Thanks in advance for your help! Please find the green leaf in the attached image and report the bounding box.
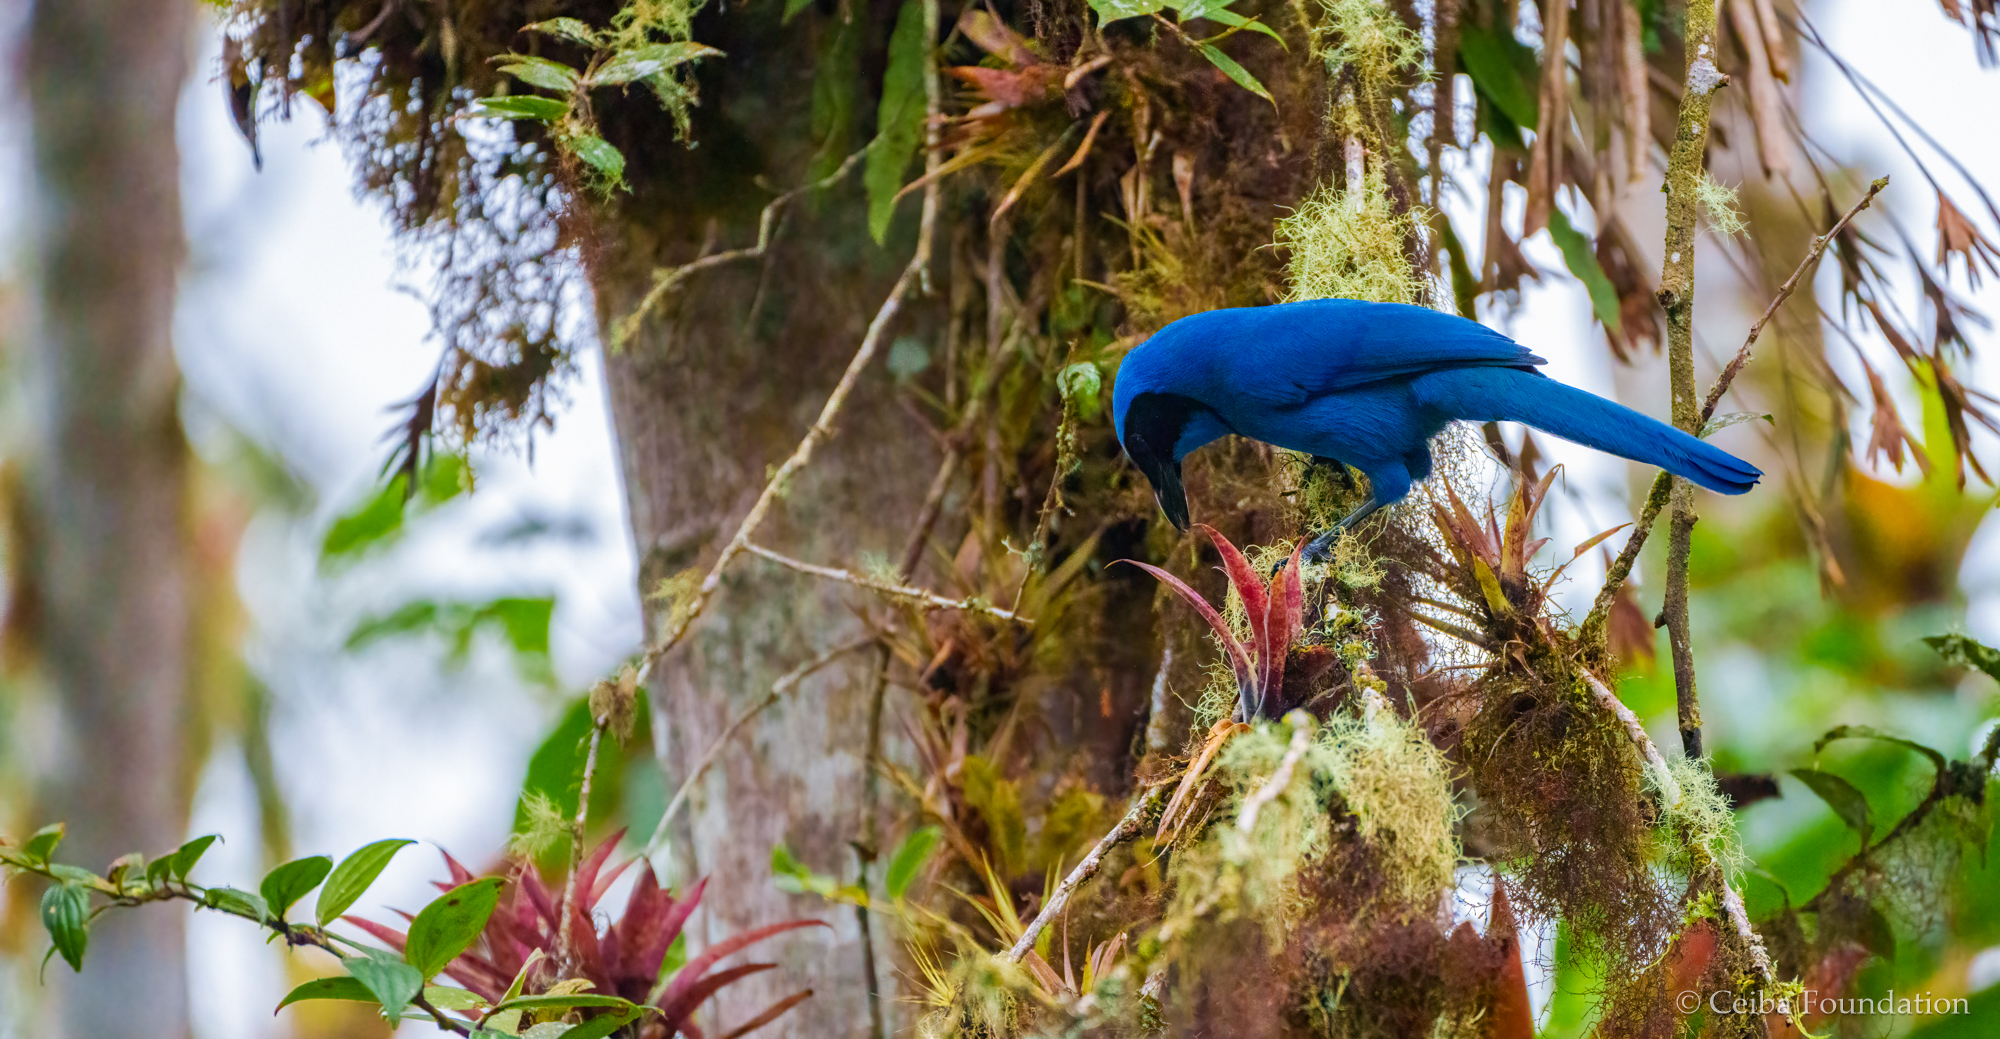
[260,855,334,920]
[317,839,417,926]
[145,856,174,886]
[770,843,814,892]
[24,823,64,864]
[1456,23,1539,131]
[782,0,816,24]
[885,825,942,899]
[525,18,601,46]
[405,877,505,979]
[1195,43,1273,104]
[1086,0,1169,23]
[1545,207,1623,335]
[1813,725,1949,773]
[1857,904,1896,961]
[567,134,627,181]
[1181,6,1286,47]
[562,1010,646,1039]
[40,883,88,972]
[171,834,219,879]
[591,42,722,86]
[277,975,379,1011]
[321,476,410,562]
[1790,768,1873,846]
[203,886,272,922]
[423,985,490,1011]
[498,56,581,93]
[48,864,99,886]
[865,0,929,245]
[1926,634,2000,686]
[476,95,571,122]
[347,950,425,1022]
[492,994,634,1014]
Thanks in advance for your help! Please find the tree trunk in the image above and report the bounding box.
[593,15,941,1030]
[20,1,193,1036]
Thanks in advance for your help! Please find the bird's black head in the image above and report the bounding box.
[1119,392,1204,532]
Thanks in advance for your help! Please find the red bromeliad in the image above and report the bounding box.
[347,832,827,1038]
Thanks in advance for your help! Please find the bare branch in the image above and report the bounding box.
[645,635,881,857]
[743,542,1032,624]
[1005,784,1166,963]
[610,148,867,350]
[556,715,606,975]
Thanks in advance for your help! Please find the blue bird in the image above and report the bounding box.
[1112,299,1761,559]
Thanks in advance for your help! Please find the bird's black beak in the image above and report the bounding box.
[1126,433,1189,532]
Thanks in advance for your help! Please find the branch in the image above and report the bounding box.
[1235,713,1314,833]
[555,714,607,975]
[639,203,941,671]
[1004,784,1166,963]
[1582,673,1791,1021]
[645,636,881,856]
[610,148,867,350]
[1698,176,1890,428]
[743,542,1031,624]
[1583,178,1891,642]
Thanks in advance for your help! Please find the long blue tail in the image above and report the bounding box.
[1414,367,1762,495]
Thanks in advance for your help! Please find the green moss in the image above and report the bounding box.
[1275,165,1429,305]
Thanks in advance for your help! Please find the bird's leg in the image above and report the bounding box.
[1276,497,1384,576]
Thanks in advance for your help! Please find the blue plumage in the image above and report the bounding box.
[1112,299,1760,549]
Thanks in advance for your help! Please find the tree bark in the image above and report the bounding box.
[21,1,194,1036]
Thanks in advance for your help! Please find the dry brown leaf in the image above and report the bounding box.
[1936,189,2000,286]
[1861,355,1933,476]
[1728,0,1791,178]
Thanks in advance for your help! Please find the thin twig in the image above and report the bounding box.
[1005,784,1166,963]
[1235,714,1314,833]
[1699,175,1890,428]
[645,636,881,856]
[744,542,1032,624]
[639,208,941,672]
[611,148,867,350]
[556,716,607,974]
[1585,178,1891,641]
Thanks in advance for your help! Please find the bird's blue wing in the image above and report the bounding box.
[1155,299,1544,409]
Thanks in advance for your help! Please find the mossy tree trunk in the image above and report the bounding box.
[20,1,194,1036]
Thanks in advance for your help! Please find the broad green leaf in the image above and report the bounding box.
[885,825,942,899]
[782,0,816,24]
[807,9,864,182]
[525,18,601,46]
[260,855,334,920]
[48,864,99,886]
[1545,207,1623,335]
[171,834,220,879]
[865,0,929,245]
[203,886,272,922]
[476,95,571,122]
[40,883,88,972]
[515,696,648,872]
[317,839,416,926]
[24,823,64,864]
[770,843,815,892]
[1699,412,1774,439]
[492,994,634,1014]
[1455,23,1539,131]
[1790,768,1873,846]
[1196,43,1273,104]
[567,134,627,182]
[1813,725,1949,773]
[1181,6,1285,47]
[320,476,410,563]
[277,975,378,1011]
[405,877,505,979]
[498,56,581,93]
[562,1010,646,1039]
[424,985,490,1011]
[591,43,722,86]
[347,950,424,1021]
[145,856,174,886]
[1087,0,1169,23]
[523,1024,576,1039]
[1926,633,2000,686]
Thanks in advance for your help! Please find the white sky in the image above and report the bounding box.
[2,1,1999,1036]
